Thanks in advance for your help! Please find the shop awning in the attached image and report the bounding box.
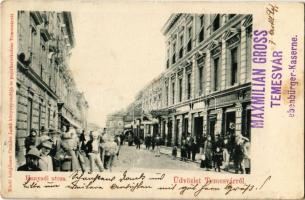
[150,108,176,117]
[61,114,81,129]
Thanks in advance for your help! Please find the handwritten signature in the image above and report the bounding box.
[22,170,271,197]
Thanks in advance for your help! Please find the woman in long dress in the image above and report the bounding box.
[202,135,213,170]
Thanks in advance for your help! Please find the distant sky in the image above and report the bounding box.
[69,9,170,127]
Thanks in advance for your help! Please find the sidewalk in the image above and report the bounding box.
[159,145,238,173]
[159,146,201,164]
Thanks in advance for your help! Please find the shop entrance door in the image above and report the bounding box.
[225,111,236,137]
[194,117,203,139]
[208,115,217,140]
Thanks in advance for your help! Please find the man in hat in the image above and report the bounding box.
[38,140,53,171]
[17,147,41,171]
[24,129,39,153]
[86,131,104,172]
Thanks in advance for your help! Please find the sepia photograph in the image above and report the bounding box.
[15,11,252,174]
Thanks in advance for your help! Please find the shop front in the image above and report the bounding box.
[206,84,251,141]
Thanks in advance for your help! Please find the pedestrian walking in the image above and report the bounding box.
[213,134,223,172]
[172,146,177,160]
[86,131,104,172]
[151,136,156,151]
[191,139,198,161]
[185,133,193,160]
[60,128,81,171]
[222,134,230,171]
[128,133,133,146]
[145,134,151,150]
[180,139,187,161]
[232,134,247,174]
[202,135,213,170]
[114,135,121,158]
[135,135,141,149]
[103,137,118,172]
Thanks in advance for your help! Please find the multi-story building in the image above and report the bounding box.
[158,13,252,146]
[127,13,252,147]
[141,75,163,137]
[16,11,88,163]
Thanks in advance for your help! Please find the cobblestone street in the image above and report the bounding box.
[111,144,200,172]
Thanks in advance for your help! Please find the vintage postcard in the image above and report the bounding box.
[0,0,304,199]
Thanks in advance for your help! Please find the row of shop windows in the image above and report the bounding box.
[160,107,251,147]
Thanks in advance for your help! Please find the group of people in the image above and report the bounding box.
[171,132,250,174]
[126,132,162,157]
[178,134,199,162]
[200,132,250,174]
[18,126,121,172]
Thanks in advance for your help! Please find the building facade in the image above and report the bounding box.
[127,13,252,147]
[16,11,88,162]
[105,111,125,135]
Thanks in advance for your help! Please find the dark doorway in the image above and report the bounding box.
[162,121,166,141]
[208,115,217,140]
[153,124,158,137]
[167,120,172,147]
[183,117,188,137]
[175,119,180,146]
[194,116,203,139]
[225,111,236,137]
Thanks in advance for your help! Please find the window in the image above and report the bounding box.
[213,57,220,91]
[199,67,203,95]
[27,98,33,133]
[172,82,175,104]
[179,78,182,102]
[213,15,220,32]
[179,35,184,58]
[166,85,169,106]
[199,16,204,42]
[187,73,191,99]
[172,43,176,64]
[30,28,36,53]
[38,104,42,133]
[166,49,170,69]
[187,27,192,52]
[47,107,51,128]
[230,47,238,85]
